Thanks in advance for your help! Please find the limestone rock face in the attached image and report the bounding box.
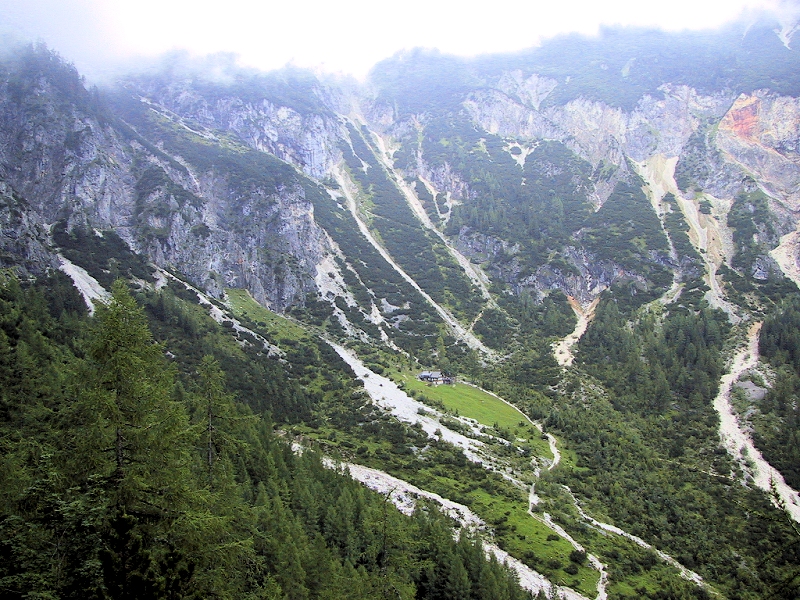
[4,43,800,322]
[0,77,136,228]
[137,169,329,310]
[0,182,56,276]
[450,78,744,301]
[523,247,640,307]
[132,81,344,179]
[0,60,332,311]
[716,92,800,210]
[464,90,564,148]
[455,225,661,306]
[415,159,473,203]
[466,76,733,168]
[496,71,558,111]
[354,67,800,307]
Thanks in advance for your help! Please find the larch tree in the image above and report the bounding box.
[75,280,200,598]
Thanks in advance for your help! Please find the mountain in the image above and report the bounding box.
[2,15,800,600]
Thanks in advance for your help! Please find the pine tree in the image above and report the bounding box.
[190,355,259,597]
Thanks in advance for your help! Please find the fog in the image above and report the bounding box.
[0,0,797,82]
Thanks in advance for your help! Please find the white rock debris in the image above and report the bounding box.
[714,322,800,523]
[340,461,588,600]
[158,269,284,359]
[332,164,493,355]
[329,342,486,462]
[553,297,599,367]
[633,154,741,322]
[58,255,110,315]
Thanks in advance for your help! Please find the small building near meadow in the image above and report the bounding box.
[418,371,454,384]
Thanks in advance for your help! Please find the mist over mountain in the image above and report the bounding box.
[2,14,800,600]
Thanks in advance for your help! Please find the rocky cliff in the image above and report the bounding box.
[385,65,800,309]
[3,25,800,337]
[0,48,334,311]
[716,92,800,210]
[130,77,345,180]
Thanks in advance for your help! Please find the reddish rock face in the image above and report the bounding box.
[721,96,761,141]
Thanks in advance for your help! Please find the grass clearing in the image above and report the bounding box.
[401,374,525,427]
[393,369,553,462]
[222,291,683,597]
[400,467,600,596]
[225,288,308,341]
[223,297,596,593]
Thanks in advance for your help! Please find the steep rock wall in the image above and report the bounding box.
[461,75,800,304]
[0,181,56,275]
[0,65,332,311]
[716,92,800,210]
[133,82,344,179]
[466,79,732,170]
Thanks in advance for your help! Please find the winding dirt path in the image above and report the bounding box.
[536,513,608,600]
[714,322,800,523]
[560,486,710,591]
[504,374,708,597]
[326,347,591,598]
[463,384,605,597]
[333,348,602,597]
[331,346,714,598]
[329,342,530,487]
[464,382,560,470]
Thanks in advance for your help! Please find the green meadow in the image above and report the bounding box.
[393,370,554,462]
[225,288,309,341]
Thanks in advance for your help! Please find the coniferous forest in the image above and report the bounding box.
[0,274,532,599]
[2,13,800,600]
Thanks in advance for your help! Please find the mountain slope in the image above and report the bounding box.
[2,18,800,599]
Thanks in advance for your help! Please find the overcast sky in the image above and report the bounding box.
[0,0,798,80]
